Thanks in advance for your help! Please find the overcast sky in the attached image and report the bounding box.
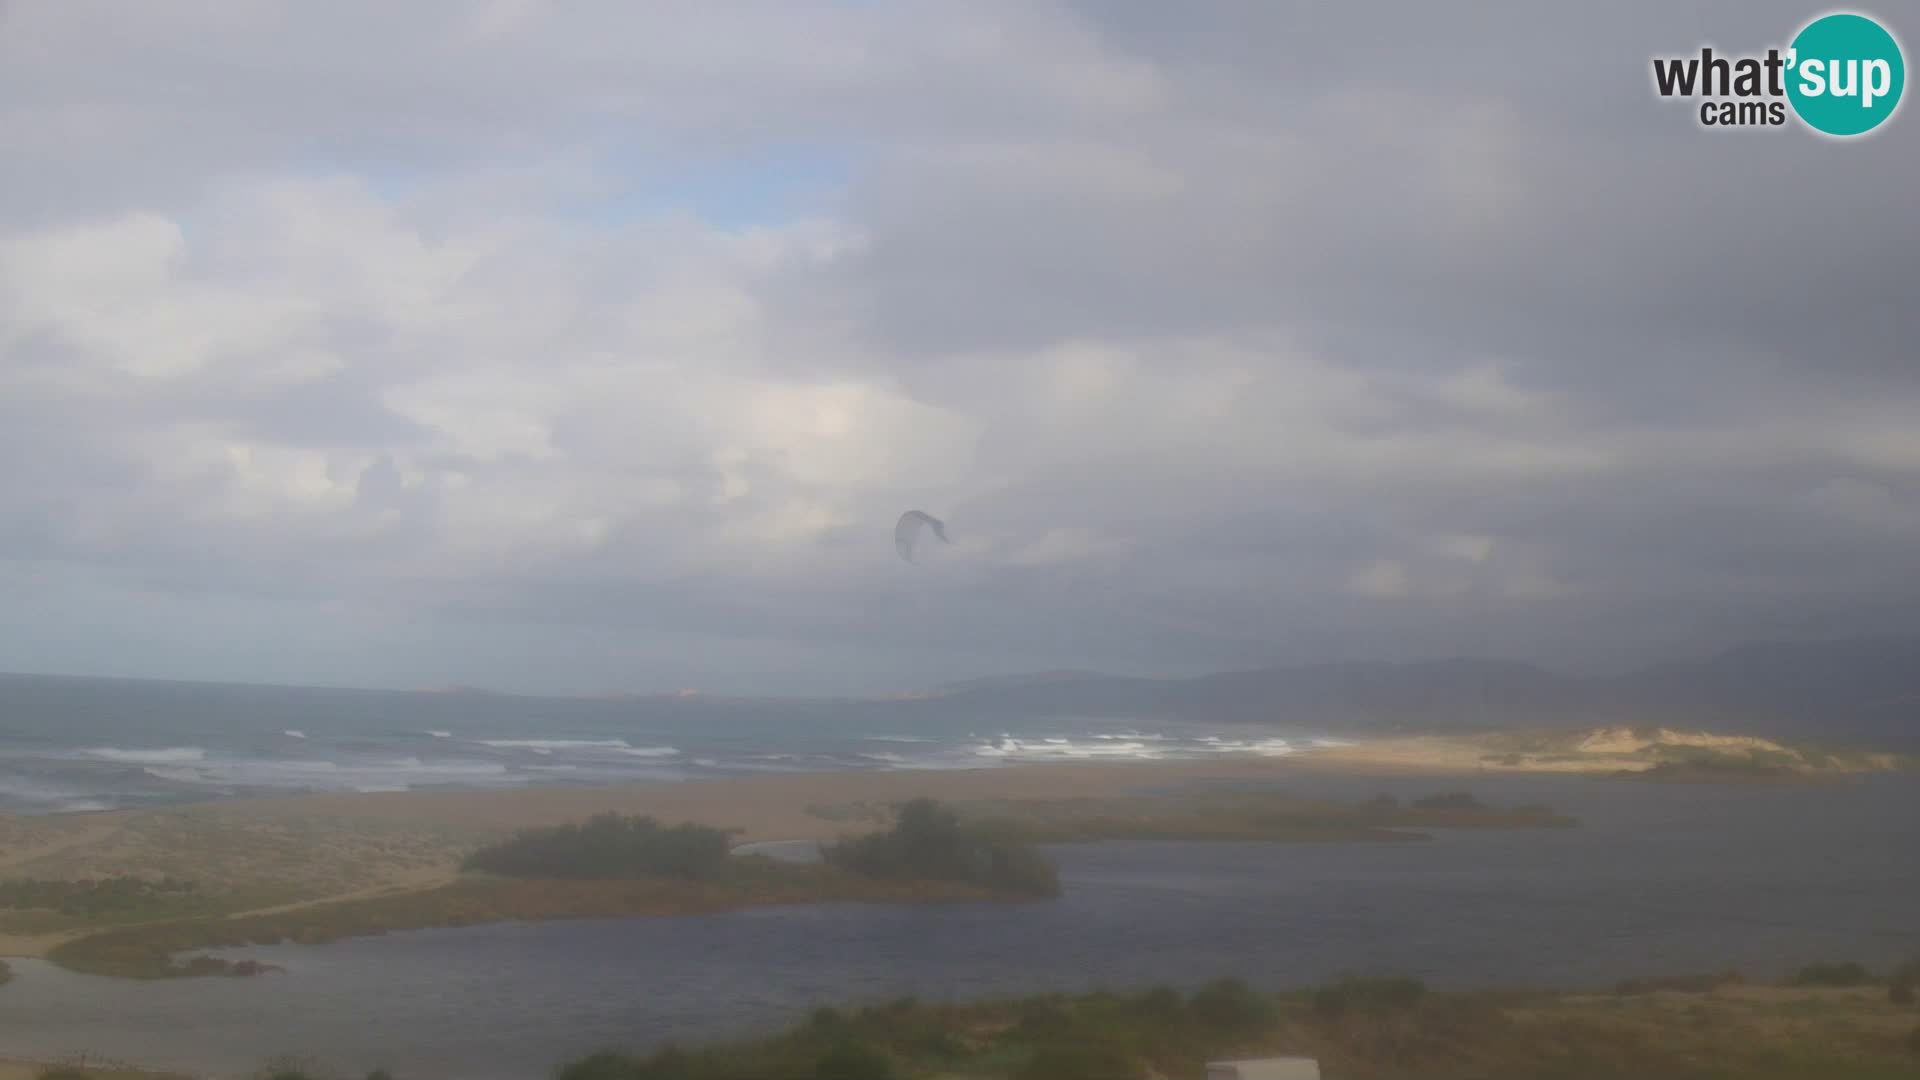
[2,2,1916,695]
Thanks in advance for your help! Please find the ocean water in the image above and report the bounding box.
[0,674,1317,815]
[1,772,1916,1079]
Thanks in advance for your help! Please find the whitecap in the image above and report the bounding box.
[972,736,1167,761]
[83,747,207,765]
[283,729,307,739]
[478,738,634,752]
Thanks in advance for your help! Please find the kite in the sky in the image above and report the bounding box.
[894,510,950,562]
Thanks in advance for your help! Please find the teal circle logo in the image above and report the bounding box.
[1786,12,1905,136]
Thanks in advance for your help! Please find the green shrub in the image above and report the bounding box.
[1314,975,1427,1016]
[1891,957,1920,1004]
[821,799,1060,897]
[254,1058,325,1080]
[1015,996,1078,1038]
[0,875,199,916]
[1789,962,1872,988]
[38,1070,92,1080]
[812,1040,898,1080]
[1411,792,1486,810]
[1134,984,1184,1016]
[1190,977,1275,1030]
[462,814,732,881]
[1015,1043,1145,1080]
[554,1051,650,1080]
[1615,971,1743,995]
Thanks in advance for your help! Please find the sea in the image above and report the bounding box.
[0,673,1312,816]
[1,674,1917,1079]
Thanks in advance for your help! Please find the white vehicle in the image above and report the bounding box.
[1204,1058,1322,1080]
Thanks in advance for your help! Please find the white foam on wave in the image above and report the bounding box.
[143,755,518,793]
[283,729,307,739]
[83,746,207,765]
[1198,735,1296,757]
[426,730,453,739]
[477,738,679,758]
[0,775,118,814]
[972,735,1170,761]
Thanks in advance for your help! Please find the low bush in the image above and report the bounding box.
[1190,977,1276,1031]
[821,798,1060,897]
[1789,961,1872,988]
[1615,971,1744,995]
[810,1041,898,1080]
[1314,975,1428,1017]
[462,814,732,881]
[1015,1042,1145,1080]
[1410,792,1486,811]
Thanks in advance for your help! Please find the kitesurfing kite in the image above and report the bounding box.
[894,510,950,562]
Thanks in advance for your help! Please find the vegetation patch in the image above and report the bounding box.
[840,789,1579,845]
[1791,960,1875,988]
[1613,970,1745,995]
[462,815,734,880]
[822,798,1061,897]
[0,876,200,919]
[544,971,1920,1080]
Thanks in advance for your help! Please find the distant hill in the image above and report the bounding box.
[908,637,1920,742]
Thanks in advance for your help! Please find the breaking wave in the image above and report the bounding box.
[477,738,679,758]
[83,747,208,765]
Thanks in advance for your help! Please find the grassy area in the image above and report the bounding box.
[812,789,1577,845]
[532,975,1920,1080]
[0,807,484,944]
[0,1064,188,1080]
